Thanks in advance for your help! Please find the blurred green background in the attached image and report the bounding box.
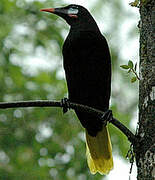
[0,0,139,179]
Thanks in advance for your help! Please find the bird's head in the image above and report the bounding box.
[41,4,99,31]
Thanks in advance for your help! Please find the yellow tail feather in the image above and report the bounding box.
[86,126,113,175]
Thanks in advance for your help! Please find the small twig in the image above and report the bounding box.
[0,100,136,144]
[126,144,135,175]
[131,68,140,80]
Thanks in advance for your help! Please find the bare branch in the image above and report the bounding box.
[0,100,136,144]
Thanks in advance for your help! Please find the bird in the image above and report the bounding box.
[41,4,113,175]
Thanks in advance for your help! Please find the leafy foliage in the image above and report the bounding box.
[0,0,138,179]
[129,0,140,7]
[120,60,139,83]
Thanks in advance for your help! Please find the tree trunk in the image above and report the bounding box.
[136,0,155,179]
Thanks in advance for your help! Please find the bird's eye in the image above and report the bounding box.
[68,7,78,15]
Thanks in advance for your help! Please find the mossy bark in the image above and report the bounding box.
[136,0,155,179]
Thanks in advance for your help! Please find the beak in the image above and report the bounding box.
[40,7,68,16]
[40,8,55,13]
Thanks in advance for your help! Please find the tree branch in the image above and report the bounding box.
[0,100,137,144]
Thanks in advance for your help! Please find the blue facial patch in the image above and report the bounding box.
[68,8,78,15]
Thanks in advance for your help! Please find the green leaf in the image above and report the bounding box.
[128,60,134,69]
[131,77,137,83]
[120,65,130,69]
[129,0,139,7]
[128,69,131,73]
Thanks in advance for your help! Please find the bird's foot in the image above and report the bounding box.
[100,110,113,126]
[61,98,70,114]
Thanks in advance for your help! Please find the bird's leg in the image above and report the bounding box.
[61,98,70,114]
[100,110,113,126]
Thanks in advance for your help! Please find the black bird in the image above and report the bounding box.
[41,4,113,174]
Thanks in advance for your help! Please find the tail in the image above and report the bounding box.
[85,126,113,175]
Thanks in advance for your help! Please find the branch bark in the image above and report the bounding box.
[0,100,136,144]
[136,0,155,179]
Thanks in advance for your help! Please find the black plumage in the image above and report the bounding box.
[41,5,113,174]
[62,5,111,136]
[41,5,111,136]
